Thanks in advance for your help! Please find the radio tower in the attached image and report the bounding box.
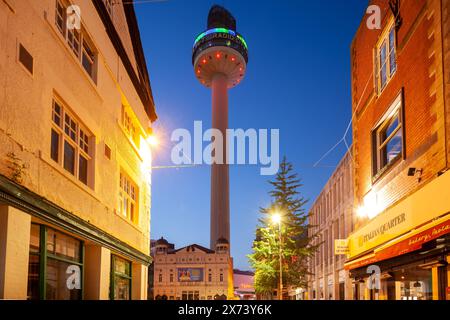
[192,5,249,249]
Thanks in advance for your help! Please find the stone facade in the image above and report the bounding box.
[152,238,234,300]
[0,0,156,299]
[307,151,354,300]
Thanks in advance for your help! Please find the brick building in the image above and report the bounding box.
[307,151,354,300]
[345,0,450,300]
[0,0,156,299]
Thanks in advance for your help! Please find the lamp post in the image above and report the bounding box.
[271,213,283,300]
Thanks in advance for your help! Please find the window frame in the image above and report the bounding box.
[55,0,97,82]
[121,105,140,148]
[371,91,405,181]
[110,255,132,300]
[375,19,397,95]
[51,97,93,187]
[118,170,139,224]
[103,0,114,18]
[27,224,84,300]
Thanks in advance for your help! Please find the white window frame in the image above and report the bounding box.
[55,0,97,81]
[372,93,404,178]
[51,98,93,187]
[121,105,140,147]
[119,171,139,223]
[375,19,397,94]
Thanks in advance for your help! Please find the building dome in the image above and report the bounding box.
[156,237,169,246]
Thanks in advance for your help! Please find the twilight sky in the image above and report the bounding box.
[135,0,368,270]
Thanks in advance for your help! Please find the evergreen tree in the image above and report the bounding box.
[248,157,319,298]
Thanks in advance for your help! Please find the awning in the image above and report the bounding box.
[345,214,450,271]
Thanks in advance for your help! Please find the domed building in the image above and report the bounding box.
[152,237,234,300]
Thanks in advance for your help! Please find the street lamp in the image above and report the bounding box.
[147,134,159,147]
[271,212,283,301]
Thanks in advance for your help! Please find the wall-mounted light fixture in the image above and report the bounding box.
[407,167,423,183]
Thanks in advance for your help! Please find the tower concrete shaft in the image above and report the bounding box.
[192,5,248,251]
[210,73,230,249]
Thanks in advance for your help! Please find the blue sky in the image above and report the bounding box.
[135,0,368,270]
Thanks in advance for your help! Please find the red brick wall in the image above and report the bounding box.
[351,0,447,228]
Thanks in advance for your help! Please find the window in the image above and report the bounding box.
[103,0,113,17]
[220,273,223,282]
[82,40,95,76]
[159,273,163,283]
[19,43,34,74]
[121,105,139,147]
[170,274,173,283]
[119,171,139,223]
[51,98,93,187]
[55,0,65,34]
[27,224,83,300]
[110,255,132,300]
[55,0,97,81]
[208,273,212,282]
[372,93,403,177]
[376,21,397,93]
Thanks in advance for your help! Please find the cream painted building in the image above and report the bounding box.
[153,238,234,300]
[307,151,354,300]
[0,0,157,299]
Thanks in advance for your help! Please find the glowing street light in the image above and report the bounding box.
[271,213,281,225]
[271,211,283,301]
[147,134,159,147]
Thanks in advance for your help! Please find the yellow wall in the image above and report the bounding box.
[0,0,152,254]
[347,171,450,258]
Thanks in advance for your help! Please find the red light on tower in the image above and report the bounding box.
[216,53,221,59]
[231,56,236,62]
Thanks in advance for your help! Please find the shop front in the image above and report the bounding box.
[345,172,450,300]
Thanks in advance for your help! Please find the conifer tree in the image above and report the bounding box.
[248,157,319,298]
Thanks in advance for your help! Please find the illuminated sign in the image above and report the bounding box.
[194,28,248,50]
[177,268,204,282]
[334,239,349,255]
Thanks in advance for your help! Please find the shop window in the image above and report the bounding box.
[27,224,83,300]
[110,255,132,300]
